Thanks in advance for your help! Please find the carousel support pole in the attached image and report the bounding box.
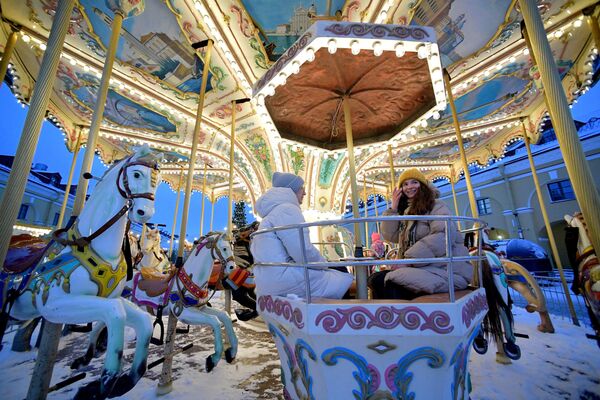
[520,0,600,257]
[387,145,396,190]
[199,163,207,237]
[522,119,579,326]
[386,185,391,209]
[10,2,78,398]
[55,128,82,228]
[168,168,184,259]
[209,193,215,232]
[158,39,213,395]
[0,23,21,89]
[225,98,250,316]
[583,5,600,52]
[443,70,479,220]
[449,166,461,231]
[140,223,147,247]
[363,175,369,248]
[372,180,380,234]
[342,96,367,299]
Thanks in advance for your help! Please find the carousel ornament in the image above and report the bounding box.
[105,0,146,19]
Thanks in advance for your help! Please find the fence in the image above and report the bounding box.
[508,269,592,327]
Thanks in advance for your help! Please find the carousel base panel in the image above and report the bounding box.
[258,288,488,400]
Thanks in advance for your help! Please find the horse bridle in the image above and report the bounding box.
[54,155,159,248]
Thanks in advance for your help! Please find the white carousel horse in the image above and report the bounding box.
[138,228,170,274]
[0,146,161,399]
[74,231,239,373]
[565,212,600,343]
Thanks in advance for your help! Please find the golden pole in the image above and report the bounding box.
[168,168,184,258]
[387,144,396,190]
[209,193,215,232]
[386,185,391,208]
[343,96,367,299]
[199,163,208,237]
[520,0,600,257]
[583,5,600,52]
[363,175,369,247]
[443,70,479,219]
[522,120,579,325]
[0,25,20,90]
[372,179,380,234]
[227,100,237,240]
[160,39,213,395]
[140,223,147,247]
[56,128,82,228]
[449,166,462,230]
[72,13,124,214]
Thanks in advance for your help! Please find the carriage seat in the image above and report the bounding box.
[137,267,176,297]
[3,234,49,274]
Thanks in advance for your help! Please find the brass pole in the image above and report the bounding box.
[227,100,237,240]
[342,96,367,299]
[72,13,125,215]
[449,166,461,231]
[0,25,20,90]
[386,185,391,208]
[210,193,215,232]
[522,120,579,325]
[159,39,213,394]
[168,168,184,258]
[387,144,396,189]
[56,129,82,228]
[140,223,147,247]
[372,180,380,234]
[583,5,600,52]
[18,2,81,398]
[199,163,208,237]
[363,175,369,248]
[520,0,600,256]
[443,70,479,219]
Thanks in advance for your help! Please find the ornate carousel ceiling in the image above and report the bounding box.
[0,0,597,213]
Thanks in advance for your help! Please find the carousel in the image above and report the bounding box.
[0,0,599,399]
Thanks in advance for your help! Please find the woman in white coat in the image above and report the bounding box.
[250,172,353,299]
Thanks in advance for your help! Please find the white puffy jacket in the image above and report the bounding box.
[250,187,353,299]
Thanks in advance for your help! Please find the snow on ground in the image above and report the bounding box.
[1,302,599,399]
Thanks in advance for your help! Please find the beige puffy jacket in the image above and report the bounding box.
[380,200,473,294]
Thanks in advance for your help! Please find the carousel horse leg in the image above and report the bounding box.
[107,298,152,398]
[39,295,127,400]
[11,317,41,352]
[201,305,238,362]
[503,260,555,333]
[71,321,107,369]
[177,308,224,373]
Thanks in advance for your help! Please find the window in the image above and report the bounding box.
[476,198,492,215]
[18,204,29,220]
[52,212,60,226]
[547,179,575,202]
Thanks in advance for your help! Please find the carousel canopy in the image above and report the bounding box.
[0,0,597,213]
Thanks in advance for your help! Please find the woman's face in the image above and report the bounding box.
[295,186,306,204]
[401,179,421,200]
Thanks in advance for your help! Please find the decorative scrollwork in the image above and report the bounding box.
[258,295,305,329]
[322,347,376,399]
[324,23,429,40]
[386,347,446,398]
[461,293,488,328]
[315,305,454,334]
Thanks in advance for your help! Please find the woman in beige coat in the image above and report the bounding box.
[368,168,472,299]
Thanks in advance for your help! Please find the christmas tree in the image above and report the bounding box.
[232,200,247,229]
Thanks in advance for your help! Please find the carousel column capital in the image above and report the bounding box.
[105,0,146,19]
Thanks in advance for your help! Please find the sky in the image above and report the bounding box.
[0,78,598,241]
[0,84,254,242]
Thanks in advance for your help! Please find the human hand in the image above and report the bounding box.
[391,187,402,210]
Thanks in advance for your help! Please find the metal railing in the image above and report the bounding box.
[251,215,488,303]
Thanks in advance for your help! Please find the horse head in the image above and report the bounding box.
[121,146,162,224]
[141,228,161,254]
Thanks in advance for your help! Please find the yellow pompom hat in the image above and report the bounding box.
[398,168,428,187]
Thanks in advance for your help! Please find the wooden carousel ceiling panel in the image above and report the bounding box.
[265,48,435,149]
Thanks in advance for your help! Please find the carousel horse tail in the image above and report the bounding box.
[480,258,511,344]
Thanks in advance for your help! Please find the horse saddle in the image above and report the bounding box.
[3,234,49,274]
[137,267,176,297]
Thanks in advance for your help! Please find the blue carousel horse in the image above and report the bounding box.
[0,146,161,399]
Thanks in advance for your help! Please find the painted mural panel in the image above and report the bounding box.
[240,0,346,59]
[79,0,212,95]
[411,0,512,67]
[318,156,342,188]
